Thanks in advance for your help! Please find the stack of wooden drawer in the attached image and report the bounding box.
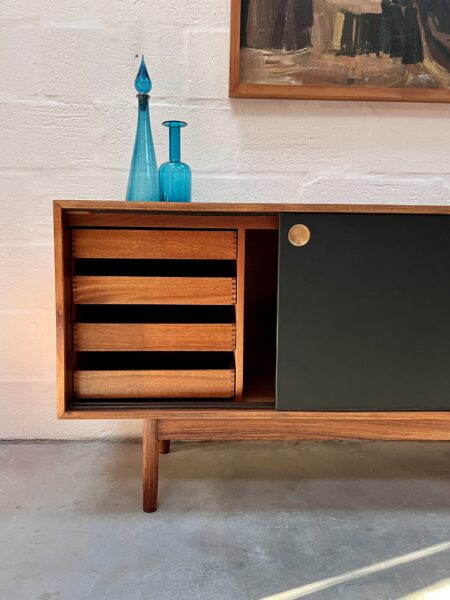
[71,228,238,402]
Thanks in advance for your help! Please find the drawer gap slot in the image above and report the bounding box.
[76,351,235,371]
[74,258,236,278]
[75,305,235,324]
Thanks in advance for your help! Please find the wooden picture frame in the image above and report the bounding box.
[229,0,450,103]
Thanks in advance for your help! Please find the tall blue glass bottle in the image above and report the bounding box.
[126,56,159,202]
[159,121,191,202]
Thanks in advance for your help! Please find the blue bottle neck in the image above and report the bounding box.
[135,94,152,148]
[169,127,181,163]
[137,93,149,114]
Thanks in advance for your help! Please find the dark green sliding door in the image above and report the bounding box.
[276,213,450,411]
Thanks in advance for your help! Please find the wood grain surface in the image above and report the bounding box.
[73,276,237,305]
[72,228,237,260]
[230,82,450,103]
[68,213,278,229]
[74,369,236,399]
[74,323,236,351]
[56,200,450,215]
[158,414,450,441]
[53,202,73,417]
[143,420,158,512]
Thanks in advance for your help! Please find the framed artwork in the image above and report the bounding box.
[229,0,450,102]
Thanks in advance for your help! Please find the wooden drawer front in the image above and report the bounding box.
[73,229,237,260]
[73,277,237,305]
[74,323,236,351]
[74,369,235,399]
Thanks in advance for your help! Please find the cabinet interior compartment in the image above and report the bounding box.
[62,219,280,412]
[243,229,278,404]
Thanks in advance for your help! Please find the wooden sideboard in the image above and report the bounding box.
[54,200,450,512]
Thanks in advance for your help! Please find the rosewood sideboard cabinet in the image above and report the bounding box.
[54,200,450,512]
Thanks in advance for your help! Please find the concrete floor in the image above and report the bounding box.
[1,441,450,600]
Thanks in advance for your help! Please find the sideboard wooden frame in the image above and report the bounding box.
[54,200,450,512]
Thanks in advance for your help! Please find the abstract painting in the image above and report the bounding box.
[229,0,450,101]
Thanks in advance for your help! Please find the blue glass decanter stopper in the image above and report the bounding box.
[159,121,191,202]
[126,56,159,202]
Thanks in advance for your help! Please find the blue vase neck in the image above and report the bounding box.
[136,94,151,143]
[169,127,181,163]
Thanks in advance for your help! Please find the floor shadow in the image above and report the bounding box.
[152,440,450,512]
[6,440,448,515]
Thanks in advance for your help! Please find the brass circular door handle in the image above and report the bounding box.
[288,224,311,247]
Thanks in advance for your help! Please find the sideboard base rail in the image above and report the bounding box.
[143,415,450,512]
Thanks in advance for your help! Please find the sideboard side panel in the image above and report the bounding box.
[54,202,74,417]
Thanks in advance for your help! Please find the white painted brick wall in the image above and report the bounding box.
[0,0,449,440]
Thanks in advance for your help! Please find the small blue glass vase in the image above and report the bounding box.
[126,57,159,202]
[159,121,191,203]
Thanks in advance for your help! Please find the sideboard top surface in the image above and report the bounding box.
[54,200,450,215]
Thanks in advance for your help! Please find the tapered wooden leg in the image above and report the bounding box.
[143,420,159,513]
[159,440,170,454]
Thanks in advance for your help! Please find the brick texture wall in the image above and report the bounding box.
[0,0,449,439]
